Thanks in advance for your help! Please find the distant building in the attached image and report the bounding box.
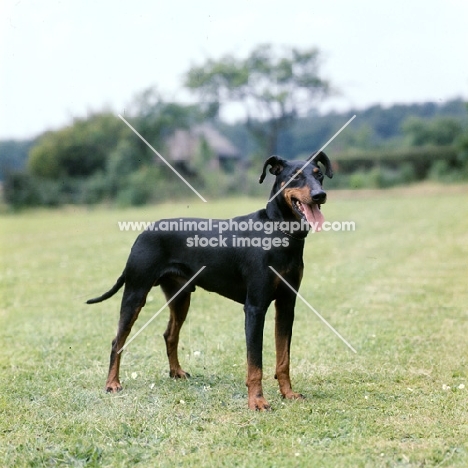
[165,124,241,174]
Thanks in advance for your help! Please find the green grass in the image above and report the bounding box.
[1,185,468,467]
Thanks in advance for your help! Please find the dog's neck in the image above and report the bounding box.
[265,197,310,241]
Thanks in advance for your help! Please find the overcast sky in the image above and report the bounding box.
[1,0,467,140]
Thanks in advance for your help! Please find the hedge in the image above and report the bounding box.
[333,145,459,179]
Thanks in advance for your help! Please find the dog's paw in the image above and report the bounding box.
[105,381,123,393]
[248,395,271,411]
[282,391,305,400]
[169,368,191,379]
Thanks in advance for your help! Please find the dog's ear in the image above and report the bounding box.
[308,151,333,178]
[259,156,286,184]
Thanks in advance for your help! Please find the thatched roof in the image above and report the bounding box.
[166,124,240,162]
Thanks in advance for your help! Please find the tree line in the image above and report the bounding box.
[1,44,468,208]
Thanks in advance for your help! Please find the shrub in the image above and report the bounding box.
[349,171,368,189]
[116,166,158,207]
[81,172,109,205]
[3,172,40,208]
[400,162,417,183]
[346,164,417,190]
[3,172,64,208]
[335,146,459,179]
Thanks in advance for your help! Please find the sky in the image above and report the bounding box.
[0,0,467,140]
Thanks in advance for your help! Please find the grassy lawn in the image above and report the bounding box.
[1,184,468,467]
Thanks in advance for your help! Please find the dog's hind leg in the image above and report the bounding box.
[105,286,149,393]
[161,278,192,379]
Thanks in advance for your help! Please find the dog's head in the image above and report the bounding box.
[259,152,333,228]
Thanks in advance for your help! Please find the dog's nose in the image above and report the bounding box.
[311,190,327,204]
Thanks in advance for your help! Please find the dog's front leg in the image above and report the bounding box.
[244,302,270,411]
[274,284,305,401]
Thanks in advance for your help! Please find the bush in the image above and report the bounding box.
[3,172,64,208]
[116,166,158,207]
[428,159,468,182]
[28,113,128,179]
[429,160,451,181]
[3,172,40,208]
[36,179,64,206]
[400,162,417,183]
[349,171,368,189]
[347,163,417,190]
[335,146,459,179]
[81,172,109,205]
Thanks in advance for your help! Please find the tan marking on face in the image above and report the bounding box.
[283,187,312,220]
[313,167,319,173]
[280,181,285,187]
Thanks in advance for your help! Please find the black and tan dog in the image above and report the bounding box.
[87,152,333,410]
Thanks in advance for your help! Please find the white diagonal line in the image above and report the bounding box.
[118,114,208,203]
[268,114,356,203]
[269,266,357,353]
[118,266,206,353]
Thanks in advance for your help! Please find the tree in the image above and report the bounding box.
[125,88,206,167]
[28,112,129,179]
[27,91,203,180]
[402,116,463,147]
[184,44,330,158]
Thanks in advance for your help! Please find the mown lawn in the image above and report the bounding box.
[1,184,468,467]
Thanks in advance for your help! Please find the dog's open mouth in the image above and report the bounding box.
[293,199,325,231]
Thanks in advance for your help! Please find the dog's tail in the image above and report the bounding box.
[86,273,125,304]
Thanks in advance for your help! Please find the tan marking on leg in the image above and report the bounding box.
[246,362,270,411]
[274,291,305,401]
[162,281,191,379]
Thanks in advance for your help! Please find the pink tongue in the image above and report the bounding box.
[303,203,325,232]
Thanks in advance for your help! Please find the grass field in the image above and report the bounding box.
[1,184,468,467]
